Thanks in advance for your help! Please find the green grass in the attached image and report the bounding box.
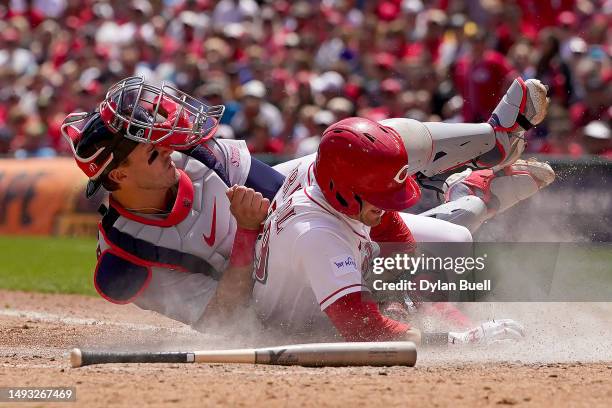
[1,236,610,300]
[0,235,98,296]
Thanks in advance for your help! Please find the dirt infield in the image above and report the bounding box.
[1,290,611,408]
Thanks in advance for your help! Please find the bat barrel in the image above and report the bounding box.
[254,342,417,367]
[70,348,194,368]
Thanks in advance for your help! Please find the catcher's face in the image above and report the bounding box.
[358,200,385,227]
[112,143,179,192]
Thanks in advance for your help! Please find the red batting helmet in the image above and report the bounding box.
[314,117,421,216]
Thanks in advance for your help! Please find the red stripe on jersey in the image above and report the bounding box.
[319,283,364,306]
[286,183,302,198]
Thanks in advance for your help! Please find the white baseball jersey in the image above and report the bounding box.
[94,139,251,328]
[252,156,377,336]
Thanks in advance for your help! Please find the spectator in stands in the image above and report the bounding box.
[13,116,55,159]
[247,118,284,155]
[530,103,583,157]
[295,109,336,158]
[231,79,284,140]
[582,121,612,158]
[0,127,13,155]
[452,28,516,123]
[0,25,37,77]
[0,0,608,162]
[570,76,611,130]
[535,29,574,106]
[327,97,355,121]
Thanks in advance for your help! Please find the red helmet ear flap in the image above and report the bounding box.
[61,112,114,179]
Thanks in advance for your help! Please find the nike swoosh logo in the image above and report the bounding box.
[203,199,216,247]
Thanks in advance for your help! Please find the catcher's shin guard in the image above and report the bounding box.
[380,118,497,177]
[422,159,555,233]
[379,79,547,179]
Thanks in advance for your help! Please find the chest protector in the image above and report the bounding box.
[95,143,250,304]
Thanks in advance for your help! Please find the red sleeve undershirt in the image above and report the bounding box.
[324,291,410,342]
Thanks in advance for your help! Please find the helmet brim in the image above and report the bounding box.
[362,176,421,211]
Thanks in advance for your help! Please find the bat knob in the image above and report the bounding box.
[70,348,83,368]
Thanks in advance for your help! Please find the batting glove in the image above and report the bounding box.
[448,319,526,345]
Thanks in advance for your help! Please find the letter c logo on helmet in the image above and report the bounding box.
[313,117,421,216]
[393,164,411,183]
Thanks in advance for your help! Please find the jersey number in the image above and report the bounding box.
[255,198,298,284]
[254,221,270,283]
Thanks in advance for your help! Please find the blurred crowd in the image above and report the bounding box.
[0,0,610,160]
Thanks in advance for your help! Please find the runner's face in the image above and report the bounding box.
[120,143,179,191]
[358,200,385,227]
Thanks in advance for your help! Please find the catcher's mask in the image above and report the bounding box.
[99,76,224,149]
[61,76,225,197]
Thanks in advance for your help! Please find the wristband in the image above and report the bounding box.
[229,227,260,268]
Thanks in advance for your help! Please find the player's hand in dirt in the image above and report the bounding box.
[226,185,270,230]
[449,319,525,345]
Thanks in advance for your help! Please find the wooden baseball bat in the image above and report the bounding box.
[70,341,416,368]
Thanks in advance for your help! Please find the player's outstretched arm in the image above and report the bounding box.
[197,186,269,327]
[325,292,524,346]
[379,77,549,178]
